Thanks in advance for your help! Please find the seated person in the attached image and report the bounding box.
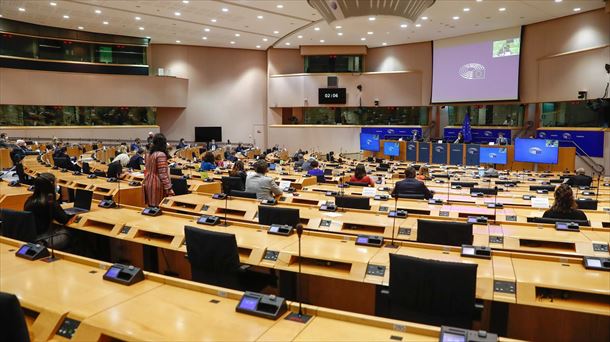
[307,160,324,177]
[130,138,141,152]
[177,138,187,149]
[245,160,283,201]
[199,152,216,171]
[543,184,588,221]
[391,167,433,200]
[24,173,74,249]
[416,165,430,181]
[107,153,129,179]
[496,133,508,145]
[301,157,316,171]
[453,132,464,144]
[483,167,499,177]
[565,168,592,187]
[349,164,375,186]
[10,140,28,166]
[126,149,145,170]
[229,161,247,190]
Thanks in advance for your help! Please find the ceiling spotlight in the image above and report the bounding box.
[415,23,421,27]
[145,36,151,39]
[554,0,562,3]
[63,15,70,19]
[319,39,325,43]
[204,28,210,32]
[263,38,268,41]
[498,8,506,12]
[400,24,407,28]
[382,42,387,46]
[335,25,342,29]
[139,27,144,30]
[176,40,181,43]
[256,45,261,48]
[235,33,240,37]
[276,4,284,9]
[285,42,291,46]
[211,19,217,22]
[202,36,207,40]
[273,30,279,34]
[183,0,189,3]
[314,27,320,31]
[476,0,483,2]
[135,16,141,20]
[50,2,57,6]
[103,21,109,25]
[368,17,375,21]
[421,16,428,20]
[174,12,181,16]
[94,9,101,14]
[463,8,470,12]
[78,26,84,30]
[230,41,236,45]
[367,31,373,35]
[222,8,229,12]
[573,7,581,11]
[257,15,263,19]
[360,37,366,41]
[18,7,26,12]
[453,16,459,20]
[297,35,303,39]
[337,32,343,36]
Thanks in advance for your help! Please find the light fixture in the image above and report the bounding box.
[146,36,151,39]
[360,37,366,41]
[400,24,407,28]
[573,7,581,11]
[50,2,57,6]
[382,42,387,46]
[139,27,144,30]
[297,35,303,39]
[211,19,217,22]
[463,8,470,12]
[230,41,235,44]
[175,12,181,16]
[182,0,189,3]
[285,42,290,46]
[554,0,562,3]
[273,30,279,34]
[314,27,320,31]
[18,7,26,12]
[204,28,210,32]
[103,21,109,25]
[476,0,483,2]
[256,45,261,48]
[257,15,263,19]
[367,31,373,35]
[368,17,376,21]
[235,33,240,37]
[415,23,421,27]
[94,9,101,14]
[222,8,229,12]
[202,36,207,40]
[453,16,459,20]
[63,15,70,19]
[499,7,506,12]
[78,26,84,30]
[176,40,181,43]
[337,32,343,36]
[335,25,342,29]
[263,38,268,41]
[135,16,141,20]
[319,39,325,43]
[276,4,284,9]
[421,16,428,20]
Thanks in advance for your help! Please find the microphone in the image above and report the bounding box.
[286,223,311,323]
[446,169,451,203]
[595,171,601,202]
[115,175,121,209]
[386,194,399,249]
[493,186,498,224]
[36,230,70,262]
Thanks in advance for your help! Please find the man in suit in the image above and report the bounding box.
[391,167,433,199]
[245,160,283,201]
[565,168,593,187]
[496,133,508,145]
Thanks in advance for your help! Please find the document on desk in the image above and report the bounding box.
[362,187,377,197]
[279,180,291,190]
[324,212,343,218]
[531,197,550,209]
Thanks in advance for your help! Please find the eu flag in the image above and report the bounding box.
[461,114,472,143]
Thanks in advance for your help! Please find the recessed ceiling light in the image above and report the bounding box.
[78,26,84,30]
[367,31,373,35]
[146,36,151,39]
[204,28,210,32]
[202,36,207,40]
[421,16,428,20]
[400,24,407,28]
[273,30,279,34]
[415,23,421,27]
[94,9,101,14]
[276,4,284,9]
[263,38,268,41]
[335,25,342,29]
[476,0,483,2]
[463,8,470,12]
[176,40,181,43]
[257,15,263,19]
[50,2,57,6]
[368,17,375,21]
[319,39,325,43]
[139,27,144,30]
[0,15,3,17]
[573,7,581,11]
[256,45,261,48]
[211,19,217,22]
[135,16,141,21]
[285,42,290,46]
[230,41,235,45]
[63,15,70,19]
[554,0,562,2]
[182,0,189,3]
[361,37,366,41]
[103,21,109,25]
[174,12,181,16]
[18,7,26,12]
[235,33,240,37]
[337,32,343,36]
[314,27,320,31]
[498,7,506,12]
[222,8,229,12]
[297,35,303,39]
[382,42,387,46]
[453,16,459,20]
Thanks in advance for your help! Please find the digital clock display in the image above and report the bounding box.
[318,88,346,104]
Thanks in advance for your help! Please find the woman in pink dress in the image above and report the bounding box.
[144,133,174,207]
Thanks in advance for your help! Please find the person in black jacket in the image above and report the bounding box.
[565,168,593,187]
[229,160,247,190]
[24,173,73,249]
[126,149,145,170]
[543,184,588,221]
[391,167,433,200]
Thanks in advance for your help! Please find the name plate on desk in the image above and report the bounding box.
[461,245,492,259]
[582,257,610,271]
[103,264,144,285]
[355,235,384,247]
[439,211,450,217]
[236,291,287,320]
[505,215,517,222]
[531,197,550,209]
[268,224,293,236]
[439,326,497,342]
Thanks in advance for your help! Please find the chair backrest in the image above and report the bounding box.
[417,219,473,247]
[451,182,477,188]
[389,254,477,329]
[184,226,241,289]
[335,195,370,210]
[82,162,91,174]
[230,190,257,199]
[106,161,122,178]
[527,217,590,227]
[316,175,326,183]
[0,209,38,243]
[171,178,189,196]
[395,193,425,199]
[469,187,498,195]
[576,199,598,210]
[221,176,245,193]
[347,181,369,187]
[0,292,30,342]
[258,205,300,227]
[529,185,556,192]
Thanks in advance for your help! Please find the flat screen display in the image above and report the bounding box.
[195,127,222,143]
[360,133,380,152]
[383,142,400,157]
[432,27,522,103]
[514,138,559,164]
[238,296,259,311]
[105,267,121,279]
[318,88,347,104]
[479,147,507,165]
[16,245,30,256]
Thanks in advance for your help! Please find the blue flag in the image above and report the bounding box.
[461,114,472,143]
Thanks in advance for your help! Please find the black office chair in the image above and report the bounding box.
[258,206,300,227]
[529,185,556,192]
[221,176,245,193]
[0,292,30,342]
[346,181,369,187]
[395,193,426,200]
[451,182,477,188]
[469,187,498,196]
[230,190,257,199]
[527,217,591,227]
[335,195,370,210]
[0,209,38,243]
[171,178,189,196]
[82,162,91,174]
[388,254,477,329]
[417,219,473,247]
[576,199,598,210]
[316,175,326,183]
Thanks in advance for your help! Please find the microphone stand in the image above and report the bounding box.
[286,224,311,323]
[492,186,498,224]
[115,176,121,208]
[386,194,399,249]
[38,229,70,263]
[446,169,451,203]
[595,172,601,203]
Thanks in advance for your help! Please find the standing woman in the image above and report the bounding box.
[144,133,174,207]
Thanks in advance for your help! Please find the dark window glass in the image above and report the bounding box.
[541,101,607,127]
[0,105,156,126]
[302,107,429,125]
[0,33,35,58]
[304,55,363,73]
[446,104,524,126]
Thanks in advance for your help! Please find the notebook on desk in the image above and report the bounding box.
[64,189,93,215]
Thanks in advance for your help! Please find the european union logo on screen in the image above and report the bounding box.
[459,63,486,80]
[461,114,472,142]
[480,147,507,165]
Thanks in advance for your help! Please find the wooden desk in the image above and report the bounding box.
[0,182,31,210]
